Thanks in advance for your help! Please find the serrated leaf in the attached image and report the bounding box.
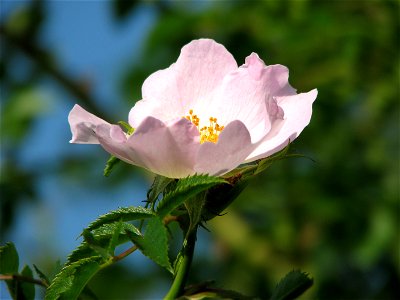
[107,219,123,255]
[126,217,172,273]
[156,174,226,219]
[270,270,313,300]
[33,264,50,286]
[82,230,110,260]
[86,206,154,232]
[45,256,102,300]
[20,265,35,300]
[147,175,174,204]
[68,222,140,264]
[0,242,19,274]
[103,155,120,177]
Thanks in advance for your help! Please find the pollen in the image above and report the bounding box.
[184,109,224,144]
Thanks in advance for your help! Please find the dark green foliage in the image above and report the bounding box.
[33,264,50,286]
[270,270,313,300]
[0,242,19,274]
[19,265,35,300]
[147,175,175,204]
[1,0,398,299]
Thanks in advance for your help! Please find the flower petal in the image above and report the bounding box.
[68,104,110,144]
[194,120,254,176]
[245,89,318,162]
[129,39,238,127]
[97,117,200,178]
[208,53,293,142]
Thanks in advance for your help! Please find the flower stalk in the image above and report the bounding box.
[164,228,197,300]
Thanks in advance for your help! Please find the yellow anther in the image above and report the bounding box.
[183,109,224,144]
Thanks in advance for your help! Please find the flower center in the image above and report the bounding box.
[184,109,224,144]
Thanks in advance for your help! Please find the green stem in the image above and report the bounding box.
[163,228,197,300]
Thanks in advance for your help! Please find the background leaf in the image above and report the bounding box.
[20,265,35,300]
[270,270,313,300]
[0,242,19,274]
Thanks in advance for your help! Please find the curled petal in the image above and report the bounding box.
[245,89,318,162]
[194,120,254,176]
[209,53,291,143]
[98,117,200,178]
[68,104,110,144]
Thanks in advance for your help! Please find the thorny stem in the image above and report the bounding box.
[0,274,49,288]
[163,228,197,300]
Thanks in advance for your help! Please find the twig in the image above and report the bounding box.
[0,274,48,288]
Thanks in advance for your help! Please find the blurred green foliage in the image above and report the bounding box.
[1,0,398,299]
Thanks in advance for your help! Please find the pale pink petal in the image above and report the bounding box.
[97,117,200,178]
[194,121,254,176]
[244,53,297,97]
[129,39,238,127]
[175,39,238,110]
[68,104,111,144]
[245,89,318,162]
[208,53,292,142]
[129,67,183,127]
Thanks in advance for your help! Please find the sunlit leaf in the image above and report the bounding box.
[68,222,140,264]
[85,206,154,232]
[156,174,226,219]
[103,155,120,177]
[125,217,172,273]
[45,256,102,300]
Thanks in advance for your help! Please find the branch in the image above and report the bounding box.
[0,274,48,288]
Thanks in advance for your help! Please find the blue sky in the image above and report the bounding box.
[0,1,168,298]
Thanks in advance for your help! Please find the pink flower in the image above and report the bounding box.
[69,39,317,178]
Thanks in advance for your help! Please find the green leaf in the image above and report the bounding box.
[126,217,172,273]
[82,229,111,260]
[147,175,174,204]
[20,265,35,300]
[103,155,120,177]
[0,242,19,274]
[184,192,206,233]
[33,264,50,286]
[107,219,123,255]
[85,206,154,232]
[156,174,226,219]
[68,222,140,264]
[202,176,249,222]
[45,256,102,300]
[270,270,313,300]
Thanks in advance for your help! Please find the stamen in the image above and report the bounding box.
[183,109,224,144]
